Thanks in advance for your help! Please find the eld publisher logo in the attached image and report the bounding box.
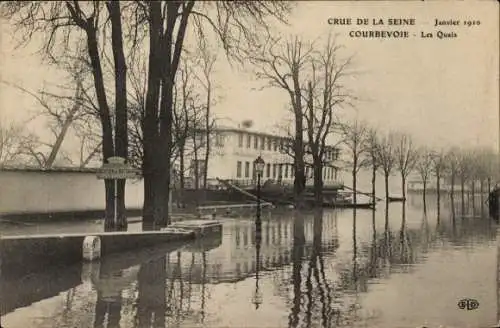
[457,298,480,311]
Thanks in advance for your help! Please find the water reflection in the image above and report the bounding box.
[1,198,498,328]
[93,259,125,327]
[253,223,262,309]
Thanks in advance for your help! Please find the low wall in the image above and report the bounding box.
[0,168,144,215]
[0,230,195,279]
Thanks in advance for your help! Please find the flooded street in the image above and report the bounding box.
[1,195,498,328]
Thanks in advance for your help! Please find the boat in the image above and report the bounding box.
[388,196,406,202]
[324,202,375,209]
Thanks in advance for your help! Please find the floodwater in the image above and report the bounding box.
[1,194,499,328]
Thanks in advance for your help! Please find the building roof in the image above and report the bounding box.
[199,126,340,150]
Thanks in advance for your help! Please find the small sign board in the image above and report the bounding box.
[96,169,140,180]
[96,156,141,180]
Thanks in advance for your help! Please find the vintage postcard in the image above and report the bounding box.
[0,1,499,328]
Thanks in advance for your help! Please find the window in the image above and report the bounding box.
[261,136,265,150]
[284,164,288,178]
[246,134,251,148]
[273,164,277,178]
[215,133,224,147]
[273,139,278,151]
[238,133,243,147]
[266,163,271,178]
[278,164,283,178]
[245,161,250,178]
[267,138,272,150]
[243,229,248,246]
[253,135,258,149]
[291,165,295,177]
[236,161,242,178]
[235,226,240,247]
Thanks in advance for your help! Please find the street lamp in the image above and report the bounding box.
[254,156,265,226]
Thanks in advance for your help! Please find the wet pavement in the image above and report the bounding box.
[0,195,498,328]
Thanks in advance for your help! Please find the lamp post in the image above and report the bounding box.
[254,156,265,227]
[252,155,265,310]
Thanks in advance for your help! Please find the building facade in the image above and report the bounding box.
[175,126,344,188]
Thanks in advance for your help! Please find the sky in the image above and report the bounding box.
[0,1,499,160]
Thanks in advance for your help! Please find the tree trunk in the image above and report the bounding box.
[450,173,455,198]
[203,88,211,189]
[384,173,389,201]
[156,2,193,227]
[45,113,75,168]
[193,138,200,208]
[401,175,406,201]
[488,177,491,194]
[313,160,323,207]
[460,178,465,213]
[423,181,427,205]
[108,1,128,231]
[352,156,358,205]
[293,74,305,209]
[158,68,174,228]
[471,180,475,214]
[142,2,162,230]
[480,179,484,215]
[371,164,376,204]
[436,174,441,209]
[179,143,185,208]
[353,170,358,205]
[86,23,115,230]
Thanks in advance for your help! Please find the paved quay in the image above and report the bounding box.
[0,213,208,236]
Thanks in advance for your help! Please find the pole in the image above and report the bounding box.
[257,173,261,226]
[114,178,118,227]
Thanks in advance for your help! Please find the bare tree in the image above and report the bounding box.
[444,147,460,198]
[247,35,314,208]
[483,149,500,193]
[474,148,493,208]
[416,148,433,203]
[172,61,197,208]
[1,64,92,169]
[341,120,369,205]
[192,30,218,190]
[0,122,30,165]
[431,149,447,210]
[106,0,129,231]
[305,35,354,206]
[75,124,102,168]
[376,132,397,201]
[394,133,419,201]
[457,148,472,210]
[364,128,381,203]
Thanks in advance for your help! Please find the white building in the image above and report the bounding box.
[175,125,344,189]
